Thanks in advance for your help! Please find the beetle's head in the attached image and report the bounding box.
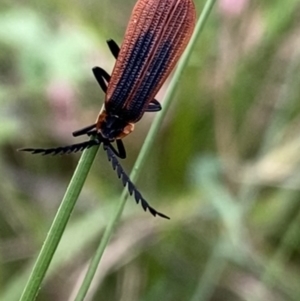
[100,115,134,140]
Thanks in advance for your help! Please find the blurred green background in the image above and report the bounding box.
[1,0,300,300]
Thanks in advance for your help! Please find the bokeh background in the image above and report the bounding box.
[1,0,300,300]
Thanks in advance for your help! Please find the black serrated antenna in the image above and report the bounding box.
[103,143,170,219]
[18,139,100,156]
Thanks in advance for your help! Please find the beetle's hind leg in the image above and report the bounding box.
[92,67,111,93]
[145,99,162,112]
[107,39,120,59]
[93,40,120,93]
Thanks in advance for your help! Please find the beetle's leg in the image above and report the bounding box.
[106,140,126,159]
[116,139,126,159]
[107,39,120,59]
[92,67,111,93]
[145,99,162,112]
[73,124,97,137]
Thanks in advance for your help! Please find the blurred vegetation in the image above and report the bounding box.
[1,0,300,300]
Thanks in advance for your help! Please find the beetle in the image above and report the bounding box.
[19,0,196,219]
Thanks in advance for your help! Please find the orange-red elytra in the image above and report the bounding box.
[19,0,196,219]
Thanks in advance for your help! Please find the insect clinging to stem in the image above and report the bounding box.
[19,0,196,219]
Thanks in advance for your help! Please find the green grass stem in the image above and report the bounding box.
[19,145,99,301]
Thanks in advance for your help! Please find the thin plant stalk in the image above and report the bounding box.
[19,145,99,301]
[190,238,227,301]
[74,0,218,300]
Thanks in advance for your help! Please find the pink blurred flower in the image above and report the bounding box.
[46,80,77,137]
[218,0,248,17]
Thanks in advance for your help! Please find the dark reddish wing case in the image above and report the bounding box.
[106,0,196,122]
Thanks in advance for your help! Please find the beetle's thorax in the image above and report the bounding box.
[96,107,134,140]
